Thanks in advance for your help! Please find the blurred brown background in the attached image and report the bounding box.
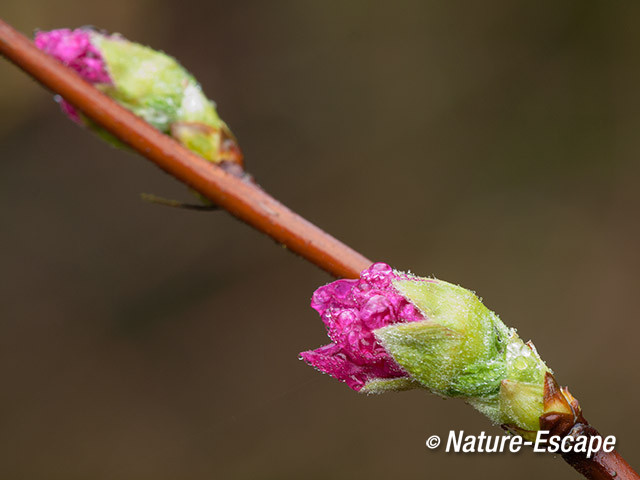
[1,1,639,479]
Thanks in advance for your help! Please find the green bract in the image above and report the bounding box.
[95,35,224,132]
[93,34,240,165]
[375,278,550,434]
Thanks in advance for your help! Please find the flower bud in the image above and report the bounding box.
[35,28,242,165]
[299,263,424,393]
[301,263,571,435]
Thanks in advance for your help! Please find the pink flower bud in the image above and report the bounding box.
[35,28,112,121]
[300,263,427,391]
[34,27,243,167]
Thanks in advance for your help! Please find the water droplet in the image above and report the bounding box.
[513,357,528,371]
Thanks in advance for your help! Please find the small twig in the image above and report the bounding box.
[140,193,219,211]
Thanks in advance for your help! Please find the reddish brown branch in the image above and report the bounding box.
[0,19,370,279]
[0,18,637,480]
[559,424,638,480]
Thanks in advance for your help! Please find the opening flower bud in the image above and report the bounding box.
[301,263,568,435]
[35,28,242,166]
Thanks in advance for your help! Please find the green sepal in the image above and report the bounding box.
[451,360,505,397]
[94,34,223,132]
[374,320,464,395]
[172,124,221,161]
[360,377,419,394]
[377,275,551,434]
[499,380,545,433]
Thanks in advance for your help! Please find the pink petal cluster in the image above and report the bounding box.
[35,28,112,121]
[300,263,426,391]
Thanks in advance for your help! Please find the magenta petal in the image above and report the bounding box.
[300,344,405,391]
[58,99,81,123]
[39,28,112,84]
[35,29,113,122]
[300,344,366,391]
[302,262,427,391]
